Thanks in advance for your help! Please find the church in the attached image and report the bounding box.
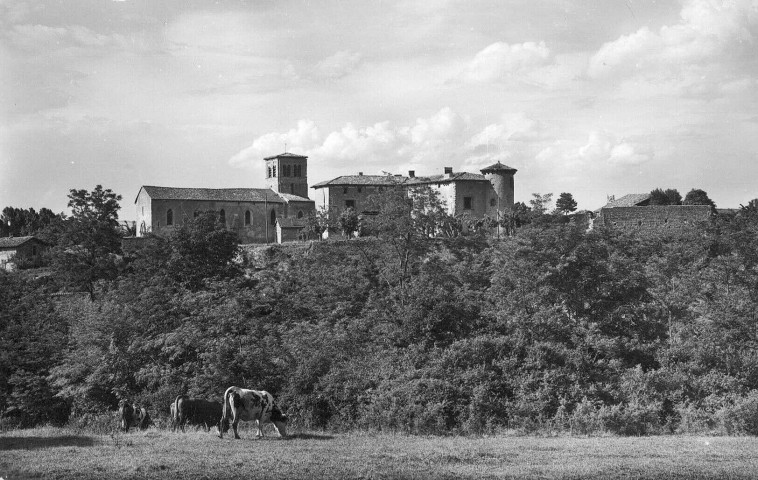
[135,153,518,244]
[134,153,315,244]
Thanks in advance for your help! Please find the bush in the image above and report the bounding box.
[67,413,120,435]
[717,391,758,435]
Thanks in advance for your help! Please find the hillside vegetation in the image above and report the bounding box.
[3,187,758,436]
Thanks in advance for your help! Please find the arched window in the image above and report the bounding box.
[219,209,226,225]
[139,221,147,235]
[270,209,276,225]
[245,210,251,226]
[297,210,304,219]
[166,209,173,226]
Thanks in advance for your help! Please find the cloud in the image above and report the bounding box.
[569,131,651,167]
[229,108,474,173]
[468,113,545,148]
[6,24,129,53]
[462,41,551,83]
[313,50,363,79]
[228,120,322,169]
[588,0,758,81]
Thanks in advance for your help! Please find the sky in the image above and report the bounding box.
[1,0,757,219]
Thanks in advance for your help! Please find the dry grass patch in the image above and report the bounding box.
[2,427,758,479]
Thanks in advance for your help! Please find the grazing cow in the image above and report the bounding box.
[172,395,222,432]
[217,386,288,439]
[118,400,151,432]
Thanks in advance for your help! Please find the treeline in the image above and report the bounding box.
[2,186,758,436]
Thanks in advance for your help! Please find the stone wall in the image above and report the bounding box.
[596,205,712,234]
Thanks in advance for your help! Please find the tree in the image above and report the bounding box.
[555,192,578,215]
[683,189,716,209]
[338,208,360,238]
[529,193,553,216]
[49,186,124,298]
[0,207,63,238]
[649,188,682,205]
[166,211,241,290]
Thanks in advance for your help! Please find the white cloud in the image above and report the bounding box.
[6,24,129,53]
[588,0,758,81]
[228,120,322,169]
[569,131,651,167]
[463,41,551,83]
[313,50,363,79]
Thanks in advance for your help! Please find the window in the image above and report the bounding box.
[489,199,496,207]
[32,246,37,256]
[345,200,355,209]
[268,166,272,178]
[297,210,304,219]
[270,209,277,225]
[273,166,277,177]
[219,209,226,225]
[245,210,251,226]
[166,209,173,226]
[291,183,295,194]
[343,187,348,194]
[294,164,302,177]
[194,211,199,218]
[357,187,362,193]
[463,197,473,210]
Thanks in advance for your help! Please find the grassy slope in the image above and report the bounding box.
[2,428,758,479]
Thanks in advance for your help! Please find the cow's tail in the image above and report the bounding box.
[173,395,183,431]
[219,387,234,438]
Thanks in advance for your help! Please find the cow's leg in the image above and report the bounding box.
[232,410,241,440]
[255,419,264,438]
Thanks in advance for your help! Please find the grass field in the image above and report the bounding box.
[2,426,758,479]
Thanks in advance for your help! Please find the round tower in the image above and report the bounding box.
[481,161,517,210]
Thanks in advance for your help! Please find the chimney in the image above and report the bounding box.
[358,172,363,176]
[408,170,415,178]
[444,167,453,177]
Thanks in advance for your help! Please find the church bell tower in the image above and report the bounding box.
[264,152,309,199]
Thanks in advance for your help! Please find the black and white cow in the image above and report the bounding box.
[217,386,288,439]
[118,400,151,432]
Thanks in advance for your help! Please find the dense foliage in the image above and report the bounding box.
[4,187,758,436]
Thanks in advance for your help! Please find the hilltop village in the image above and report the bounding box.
[133,152,712,244]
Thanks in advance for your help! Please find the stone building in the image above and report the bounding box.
[312,162,517,220]
[0,236,49,270]
[135,153,315,244]
[595,193,713,233]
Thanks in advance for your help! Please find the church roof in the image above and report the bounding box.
[277,193,313,202]
[137,186,285,203]
[480,162,518,174]
[264,152,308,160]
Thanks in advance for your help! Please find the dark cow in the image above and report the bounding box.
[118,400,151,432]
[217,386,288,439]
[172,395,222,432]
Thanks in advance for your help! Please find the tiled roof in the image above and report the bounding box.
[312,175,407,188]
[480,162,518,174]
[602,193,652,208]
[406,172,490,185]
[264,152,308,160]
[0,236,43,248]
[277,217,309,228]
[277,193,313,202]
[313,171,492,189]
[138,186,285,204]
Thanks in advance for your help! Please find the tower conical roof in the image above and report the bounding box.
[480,162,517,174]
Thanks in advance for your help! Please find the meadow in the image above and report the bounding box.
[3,426,758,479]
